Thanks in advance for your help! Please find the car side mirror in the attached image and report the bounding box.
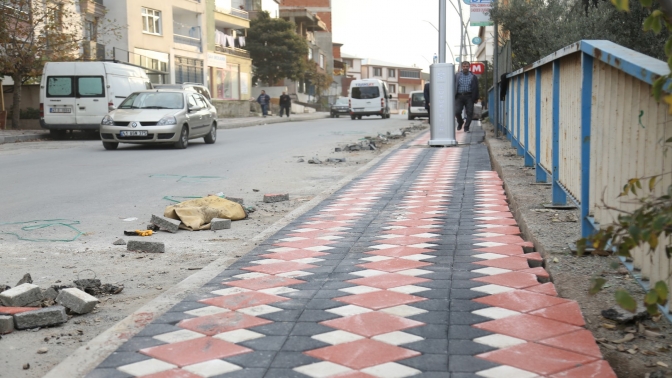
[389,95,393,99]
[189,106,203,112]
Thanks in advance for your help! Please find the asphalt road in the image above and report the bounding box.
[0,114,418,252]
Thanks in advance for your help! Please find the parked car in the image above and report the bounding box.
[99,90,217,150]
[330,97,349,118]
[153,83,212,102]
[407,90,428,120]
[348,79,392,119]
[40,62,152,137]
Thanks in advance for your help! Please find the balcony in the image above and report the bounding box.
[215,0,250,29]
[215,45,250,59]
[82,41,106,61]
[79,0,105,17]
[173,7,202,52]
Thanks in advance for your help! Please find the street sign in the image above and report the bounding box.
[462,0,471,4]
[471,0,493,26]
[472,37,482,45]
[456,57,461,63]
[470,62,485,75]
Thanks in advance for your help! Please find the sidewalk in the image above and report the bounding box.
[70,124,615,378]
[0,113,330,145]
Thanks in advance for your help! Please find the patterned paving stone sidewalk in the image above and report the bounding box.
[86,126,616,378]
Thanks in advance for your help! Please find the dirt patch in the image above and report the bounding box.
[485,123,672,378]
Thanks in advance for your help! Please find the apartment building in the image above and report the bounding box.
[360,59,423,111]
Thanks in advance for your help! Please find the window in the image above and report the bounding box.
[120,92,184,109]
[388,84,396,94]
[84,20,96,41]
[308,48,313,60]
[49,4,64,26]
[400,86,406,94]
[411,92,425,107]
[399,70,420,79]
[373,67,382,76]
[320,54,325,69]
[388,69,395,78]
[77,77,104,97]
[343,59,353,67]
[351,86,380,99]
[175,56,204,84]
[47,77,73,97]
[142,7,162,35]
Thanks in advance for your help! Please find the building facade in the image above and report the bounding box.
[360,58,423,111]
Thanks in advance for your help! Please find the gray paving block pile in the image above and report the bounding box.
[210,218,232,230]
[263,193,290,203]
[127,240,165,253]
[0,315,14,334]
[0,283,44,307]
[56,288,99,314]
[14,306,68,329]
[150,215,181,233]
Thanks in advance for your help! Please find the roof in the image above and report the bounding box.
[361,58,422,70]
[340,52,363,59]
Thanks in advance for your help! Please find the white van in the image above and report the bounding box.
[348,79,392,120]
[40,62,151,136]
[407,90,428,120]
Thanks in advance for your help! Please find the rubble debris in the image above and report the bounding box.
[56,288,99,315]
[16,273,33,286]
[335,148,342,152]
[326,158,346,163]
[211,218,232,230]
[23,363,29,370]
[308,157,323,164]
[297,158,305,163]
[147,224,160,232]
[253,189,259,192]
[0,315,14,334]
[246,206,256,213]
[42,287,59,301]
[263,193,290,203]
[226,197,244,205]
[73,279,122,296]
[602,305,649,323]
[14,306,68,330]
[0,284,44,307]
[37,347,48,354]
[0,285,10,294]
[151,214,181,233]
[127,240,165,253]
[113,238,126,246]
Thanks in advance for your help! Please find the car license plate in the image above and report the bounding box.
[50,108,71,113]
[120,131,148,137]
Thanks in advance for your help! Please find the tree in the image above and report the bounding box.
[0,0,120,129]
[246,11,308,86]
[304,58,333,101]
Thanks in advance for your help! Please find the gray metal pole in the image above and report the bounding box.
[439,0,446,63]
[493,16,499,137]
[458,1,464,61]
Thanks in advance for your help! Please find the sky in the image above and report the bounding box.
[332,0,482,73]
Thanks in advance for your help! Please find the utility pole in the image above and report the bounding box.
[493,6,499,137]
[439,1,446,63]
[458,0,464,63]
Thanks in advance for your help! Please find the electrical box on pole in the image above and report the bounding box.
[428,63,457,147]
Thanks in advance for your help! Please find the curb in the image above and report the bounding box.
[0,133,49,145]
[216,113,330,129]
[43,129,428,378]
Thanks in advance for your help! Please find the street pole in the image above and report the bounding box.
[439,1,446,63]
[458,0,464,63]
[493,10,499,137]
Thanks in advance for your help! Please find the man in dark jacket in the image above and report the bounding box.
[279,92,291,117]
[423,82,430,124]
[257,90,270,117]
[454,61,479,132]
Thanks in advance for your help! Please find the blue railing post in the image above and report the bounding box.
[552,60,567,205]
[581,53,594,237]
[516,77,524,155]
[509,82,515,144]
[535,68,547,182]
[524,73,534,166]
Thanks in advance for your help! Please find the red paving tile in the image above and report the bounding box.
[474,290,570,313]
[474,212,515,219]
[275,239,337,249]
[259,250,328,261]
[513,252,543,264]
[321,311,424,337]
[475,235,527,244]
[473,257,531,270]
[548,360,616,378]
[304,222,351,230]
[476,226,522,235]
[178,312,272,335]
[539,329,603,358]
[393,213,443,221]
[526,282,559,296]
[367,247,435,257]
[474,245,525,255]
[474,313,581,341]
[199,291,288,310]
[475,218,518,225]
[225,276,305,290]
[140,337,252,367]
[347,273,431,289]
[477,343,598,376]
[287,230,344,238]
[474,206,511,212]
[473,271,540,289]
[520,267,551,280]
[242,261,318,275]
[304,339,420,369]
[335,291,427,310]
[372,236,439,246]
[530,301,586,326]
[390,220,443,227]
[475,199,509,205]
[357,259,432,272]
[140,369,202,378]
[383,227,439,236]
[0,307,40,315]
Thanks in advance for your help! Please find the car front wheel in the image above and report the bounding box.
[204,122,216,144]
[102,141,118,150]
[175,126,189,149]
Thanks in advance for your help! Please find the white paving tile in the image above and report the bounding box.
[360,255,394,262]
[185,306,231,317]
[396,268,433,276]
[153,329,205,344]
[377,234,404,239]
[294,361,352,378]
[476,365,538,378]
[475,210,501,214]
[266,247,297,253]
[213,329,265,343]
[400,254,435,261]
[237,305,282,316]
[472,307,521,320]
[258,286,299,295]
[304,246,334,252]
[361,362,421,378]
[233,272,269,279]
[279,237,308,242]
[326,305,373,317]
[381,225,408,230]
[183,359,242,377]
[471,284,516,295]
[372,331,424,345]
[472,253,508,260]
[251,259,286,265]
[474,242,507,247]
[316,235,343,241]
[292,257,325,264]
[291,228,318,233]
[117,359,176,377]
[472,267,512,275]
[211,287,251,296]
[277,270,313,278]
[388,285,431,294]
[473,334,527,349]
[411,233,441,238]
[350,269,387,277]
[408,243,438,249]
[369,244,401,250]
[474,233,506,238]
[327,227,351,231]
[339,285,381,295]
[380,305,428,317]
[312,330,364,345]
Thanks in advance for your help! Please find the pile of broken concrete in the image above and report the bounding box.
[0,274,121,335]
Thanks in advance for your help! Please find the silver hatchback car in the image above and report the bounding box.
[99,90,217,150]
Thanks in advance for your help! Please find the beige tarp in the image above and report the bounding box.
[164,196,246,231]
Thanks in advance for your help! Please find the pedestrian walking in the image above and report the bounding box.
[454,61,479,132]
[257,90,271,117]
[423,82,430,124]
[279,92,291,117]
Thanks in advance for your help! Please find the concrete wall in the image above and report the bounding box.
[2,85,40,113]
[212,99,253,117]
[251,86,288,100]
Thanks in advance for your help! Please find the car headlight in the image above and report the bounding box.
[101,115,114,125]
[157,116,177,126]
